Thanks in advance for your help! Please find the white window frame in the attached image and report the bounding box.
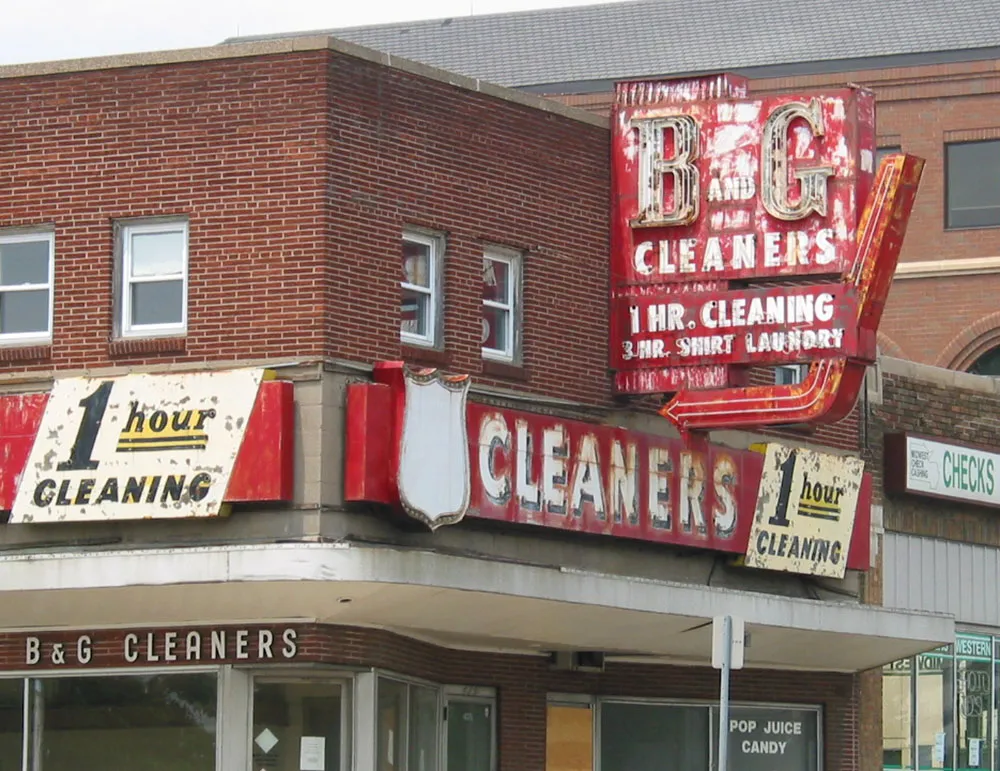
[0,230,54,345]
[482,247,521,363]
[775,364,807,385]
[400,230,443,348]
[117,219,188,338]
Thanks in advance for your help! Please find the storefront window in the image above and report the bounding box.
[546,701,592,771]
[446,697,494,771]
[883,658,914,769]
[33,672,216,770]
[600,702,709,771]
[0,679,21,769]
[376,677,440,771]
[916,647,954,770]
[252,680,345,771]
[957,636,992,770]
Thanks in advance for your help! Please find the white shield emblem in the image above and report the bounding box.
[397,368,471,529]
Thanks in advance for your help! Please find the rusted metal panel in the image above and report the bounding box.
[659,153,924,431]
[0,376,294,517]
[613,283,860,369]
[610,72,916,433]
[745,443,866,579]
[343,367,873,572]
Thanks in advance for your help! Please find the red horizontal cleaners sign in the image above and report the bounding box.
[612,283,859,368]
[344,379,871,570]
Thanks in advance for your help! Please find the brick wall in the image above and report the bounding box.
[0,52,331,371]
[867,361,1000,545]
[6,622,861,771]
[548,58,1000,372]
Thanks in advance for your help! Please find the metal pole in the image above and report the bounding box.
[717,614,732,771]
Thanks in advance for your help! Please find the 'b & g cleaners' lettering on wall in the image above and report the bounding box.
[11,369,266,523]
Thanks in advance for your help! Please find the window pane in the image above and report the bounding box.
[33,673,216,770]
[401,288,430,339]
[483,305,510,354]
[377,678,407,771]
[917,649,954,770]
[546,703,591,771]
[883,659,914,769]
[483,257,510,304]
[876,146,902,171]
[0,240,49,285]
[1,289,49,334]
[968,346,1000,376]
[720,706,818,771]
[947,141,1000,228]
[600,702,708,771]
[131,279,183,327]
[253,681,343,771]
[403,240,431,288]
[0,680,22,769]
[448,700,492,771]
[408,685,438,771]
[957,648,991,770]
[130,230,185,277]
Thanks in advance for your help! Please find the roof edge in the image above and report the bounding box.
[0,35,609,130]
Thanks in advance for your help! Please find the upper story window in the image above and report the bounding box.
[946,140,1000,229]
[774,364,806,385]
[116,219,188,337]
[875,145,902,171]
[400,231,443,348]
[482,247,521,362]
[0,230,54,344]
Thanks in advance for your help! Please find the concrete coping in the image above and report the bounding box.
[880,354,1000,395]
[0,35,609,130]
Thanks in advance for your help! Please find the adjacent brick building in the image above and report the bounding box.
[0,36,946,771]
[299,0,1000,375]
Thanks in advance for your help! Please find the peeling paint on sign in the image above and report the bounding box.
[10,369,265,523]
[745,443,864,579]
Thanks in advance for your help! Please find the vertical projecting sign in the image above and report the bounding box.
[610,74,924,431]
[11,370,265,522]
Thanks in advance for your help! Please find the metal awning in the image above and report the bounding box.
[0,542,953,672]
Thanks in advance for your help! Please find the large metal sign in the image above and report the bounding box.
[0,370,294,522]
[344,362,872,573]
[610,74,923,430]
[745,444,865,579]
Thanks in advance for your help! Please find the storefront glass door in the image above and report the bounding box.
[252,679,347,771]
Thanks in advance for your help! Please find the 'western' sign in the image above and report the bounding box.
[885,433,1000,509]
[9,369,290,523]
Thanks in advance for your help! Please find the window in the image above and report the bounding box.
[775,364,807,385]
[376,676,439,771]
[876,145,903,171]
[253,679,348,771]
[947,140,1000,229]
[968,347,1000,376]
[482,247,521,362]
[401,232,443,347]
[116,219,188,337]
[0,230,54,343]
[446,689,495,771]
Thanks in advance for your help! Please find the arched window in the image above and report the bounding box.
[968,346,1000,376]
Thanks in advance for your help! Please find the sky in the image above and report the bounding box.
[0,0,621,66]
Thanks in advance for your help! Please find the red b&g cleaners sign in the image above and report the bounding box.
[610,75,923,431]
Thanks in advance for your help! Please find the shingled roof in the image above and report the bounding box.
[226,0,1000,89]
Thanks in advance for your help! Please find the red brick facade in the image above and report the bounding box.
[551,58,1000,372]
